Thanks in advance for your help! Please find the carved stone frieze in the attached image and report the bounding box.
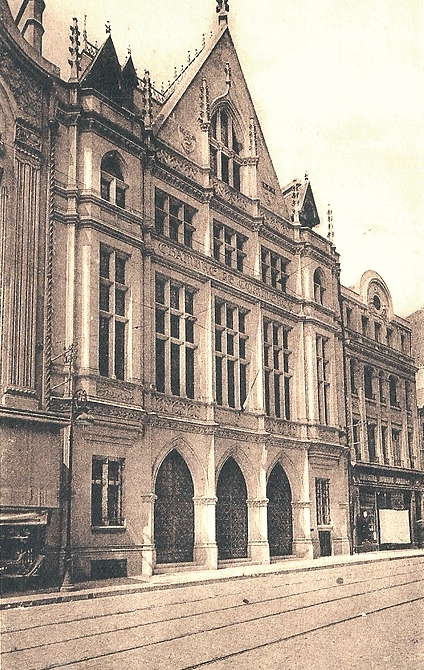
[92,403,144,422]
[147,415,215,434]
[0,46,43,120]
[151,164,207,203]
[211,177,254,215]
[149,393,203,419]
[96,379,136,403]
[156,147,199,181]
[264,417,301,438]
[15,121,42,153]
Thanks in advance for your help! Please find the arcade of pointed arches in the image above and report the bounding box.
[153,443,294,565]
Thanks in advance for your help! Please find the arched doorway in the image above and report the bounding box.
[216,457,248,560]
[154,450,194,563]
[267,462,293,556]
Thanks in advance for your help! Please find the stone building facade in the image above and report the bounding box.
[0,0,422,585]
[342,274,423,551]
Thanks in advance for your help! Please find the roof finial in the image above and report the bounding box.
[68,17,81,81]
[327,204,334,243]
[304,171,309,182]
[105,20,111,34]
[142,70,153,129]
[291,179,300,224]
[216,0,229,25]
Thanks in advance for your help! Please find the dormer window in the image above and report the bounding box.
[210,108,242,191]
[101,152,127,209]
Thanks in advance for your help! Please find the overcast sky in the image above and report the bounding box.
[20,0,423,317]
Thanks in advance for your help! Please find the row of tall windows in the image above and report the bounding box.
[96,250,324,422]
[155,189,195,248]
[350,360,405,408]
[351,421,415,468]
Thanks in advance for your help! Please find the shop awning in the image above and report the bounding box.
[0,511,49,526]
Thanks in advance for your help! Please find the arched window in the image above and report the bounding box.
[100,152,127,208]
[313,268,325,304]
[210,108,242,191]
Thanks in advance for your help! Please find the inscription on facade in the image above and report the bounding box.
[155,240,290,310]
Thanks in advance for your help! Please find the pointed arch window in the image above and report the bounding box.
[210,108,242,191]
[101,152,127,208]
[313,268,325,305]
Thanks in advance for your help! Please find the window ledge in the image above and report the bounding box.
[91,525,126,533]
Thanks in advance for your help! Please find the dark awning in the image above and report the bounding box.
[0,511,49,526]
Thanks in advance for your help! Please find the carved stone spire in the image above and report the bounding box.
[68,17,81,81]
[291,179,300,224]
[199,78,210,130]
[142,70,153,129]
[327,204,334,243]
[216,0,229,24]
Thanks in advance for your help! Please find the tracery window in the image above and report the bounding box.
[210,108,242,191]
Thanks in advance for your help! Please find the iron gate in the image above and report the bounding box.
[266,462,293,556]
[154,450,194,563]
[216,457,248,560]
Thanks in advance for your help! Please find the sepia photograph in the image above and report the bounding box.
[1,0,423,667]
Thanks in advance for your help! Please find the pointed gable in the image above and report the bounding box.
[282,178,320,228]
[152,24,290,220]
[81,36,122,106]
[121,55,138,110]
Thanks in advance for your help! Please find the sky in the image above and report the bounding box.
[13,0,424,317]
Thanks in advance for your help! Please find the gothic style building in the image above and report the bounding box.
[0,0,422,586]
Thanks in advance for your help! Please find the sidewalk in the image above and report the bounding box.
[1,548,423,610]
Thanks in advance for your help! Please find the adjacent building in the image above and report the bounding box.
[342,274,423,552]
[0,0,422,586]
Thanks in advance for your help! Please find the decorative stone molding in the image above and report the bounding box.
[192,496,218,504]
[15,120,42,155]
[147,415,215,435]
[211,177,254,215]
[291,501,312,509]
[156,147,199,181]
[96,379,136,403]
[149,394,204,419]
[151,163,206,203]
[247,498,269,508]
[264,417,301,438]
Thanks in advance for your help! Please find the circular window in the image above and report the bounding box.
[372,294,381,311]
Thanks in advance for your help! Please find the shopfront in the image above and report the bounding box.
[353,467,423,553]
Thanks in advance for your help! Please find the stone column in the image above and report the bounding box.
[193,496,218,569]
[247,498,270,564]
[292,449,313,558]
[140,493,156,576]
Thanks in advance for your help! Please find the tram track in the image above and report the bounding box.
[2,568,424,670]
[3,556,423,636]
